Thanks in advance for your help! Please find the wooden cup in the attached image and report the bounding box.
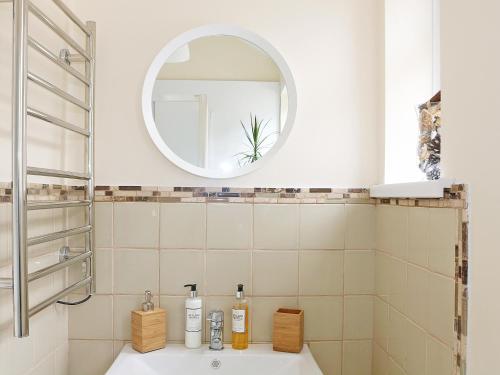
[272,308,304,353]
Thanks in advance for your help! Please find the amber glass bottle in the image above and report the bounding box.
[231,284,249,349]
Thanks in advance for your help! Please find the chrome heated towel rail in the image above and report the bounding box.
[0,0,96,338]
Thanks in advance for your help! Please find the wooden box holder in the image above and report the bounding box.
[131,308,166,353]
[272,308,304,353]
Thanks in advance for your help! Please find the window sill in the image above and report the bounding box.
[370,178,455,198]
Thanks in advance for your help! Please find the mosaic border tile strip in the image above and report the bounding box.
[0,182,86,202]
[0,183,372,204]
[93,186,372,204]
[377,183,469,375]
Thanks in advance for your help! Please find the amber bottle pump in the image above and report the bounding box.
[231,284,249,349]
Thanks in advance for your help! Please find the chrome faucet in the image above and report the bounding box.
[207,310,224,350]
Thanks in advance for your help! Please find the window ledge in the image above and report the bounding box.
[370,178,455,198]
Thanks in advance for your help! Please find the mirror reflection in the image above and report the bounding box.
[152,35,289,172]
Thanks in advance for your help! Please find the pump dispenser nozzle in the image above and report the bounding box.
[184,284,198,298]
[236,284,244,299]
[142,290,155,312]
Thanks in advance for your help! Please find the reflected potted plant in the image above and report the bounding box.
[235,114,276,166]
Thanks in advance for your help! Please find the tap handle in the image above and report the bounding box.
[207,310,224,327]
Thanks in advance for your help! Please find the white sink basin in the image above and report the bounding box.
[106,343,323,375]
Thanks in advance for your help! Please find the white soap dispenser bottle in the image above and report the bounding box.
[184,284,202,348]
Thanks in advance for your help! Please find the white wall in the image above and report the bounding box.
[440,0,500,373]
[384,0,437,183]
[72,0,384,187]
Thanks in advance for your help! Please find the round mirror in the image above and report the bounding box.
[142,25,297,178]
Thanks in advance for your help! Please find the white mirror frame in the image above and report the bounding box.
[142,24,298,179]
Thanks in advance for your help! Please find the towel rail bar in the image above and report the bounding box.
[28,2,91,60]
[29,276,92,317]
[52,0,91,36]
[27,107,89,136]
[27,200,91,210]
[11,0,96,338]
[27,166,90,180]
[28,225,92,246]
[0,250,92,287]
[29,251,92,282]
[27,72,90,111]
[28,37,90,85]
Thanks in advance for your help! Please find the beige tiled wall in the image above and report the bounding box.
[0,204,69,375]
[373,205,458,375]
[68,202,376,375]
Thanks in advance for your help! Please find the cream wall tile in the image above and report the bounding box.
[428,208,458,277]
[388,358,406,375]
[346,204,375,249]
[69,295,113,340]
[344,250,374,294]
[387,307,409,368]
[205,296,251,343]
[28,209,63,258]
[160,250,205,295]
[31,307,58,362]
[96,249,113,294]
[253,251,298,296]
[342,340,372,375]
[0,288,12,327]
[206,251,251,295]
[299,296,343,340]
[95,203,113,248]
[159,296,187,342]
[54,342,69,375]
[405,321,426,375]
[309,341,342,375]
[113,249,159,294]
[408,207,429,267]
[0,327,12,375]
[0,204,11,266]
[113,340,127,359]
[207,204,252,249]
[372,343,389,375]
[426,335,453,375]
[28,354,55,375]
[66,207,86,248]
[113,295,159,340]
[375,251,390,300]
[9,327,34,375]
[299,204,345,250]
[69,340,113,375]
[376,205,408,259]
[373,297,389,351]
[68,261,88,295]
[251,297,298,342]
[299,250,343,295]
[254,204,298,249]
[114,203,159,248]
[427,273,455,346]
[54,304,68,347]
[343,296,373,340]
[388,257,406,313]
[160,203,206,249]
[376,252,406,312]
[406,264,429,330]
